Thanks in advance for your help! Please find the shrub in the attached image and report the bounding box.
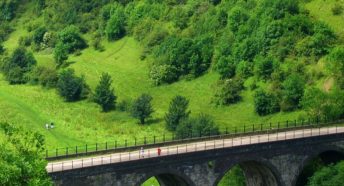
[57,25,87,53]
[254,88,280,116]
[94,73,117,112]
[30,66,58,88]
[53,42,68,67]
[326,46,344,89]
[56,69,89,102]
[332,4,343,15]
[1,47,36,84]
[308,161,344,186]
[281,74,305,111]
[105,4,126,41]
[131,93,154,124]
[176,114,219,139]
[165,95,190,131]
[215,56,236,79]
[32,27,47,45]
[213,78,244,105]
[117,99,132,112]
[254,56,277,81]
[149,64,178,86]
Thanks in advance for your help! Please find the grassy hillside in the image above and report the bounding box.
[0,0,342,152]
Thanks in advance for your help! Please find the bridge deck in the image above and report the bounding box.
[47,126,344,173]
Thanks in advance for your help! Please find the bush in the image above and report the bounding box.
[213,78,244,105]
[332,4,343,15]
[94,73,117,112]
[117,99,132,112]
[105,4,126,41]
[281,74,305,111]
[254,88,280,116]
[0,44,4,54]
[30,66,58,88]
[149,64,178,86]
[307,161,344,186]
[215,56,236,79]
[165,95,190,131]
[176,114,219,139]
[254,56,277,81]
[57,25,87,53]
[131,93,154,124]
[32,27,47,45]
[327,46,344,89]
[56,69,89,102]
[53,42,68,67]
[1,47,36,84]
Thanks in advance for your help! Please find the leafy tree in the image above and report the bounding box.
[215,56,236,79]
[327,46,344,88]
[105,4,126,41]
[56,25,87,53]
[254,56,276,81]
[176,114,219,139]
[30,66,58,88]
[254,88,280,116]
[56,69,89,102]
[131,94,154,124]
[281,74,305,111]
[213,78,244,105]
[0,44,4,54]
[228,6,249,32]
[0,123,52,185]
[165,95,190,131]
[301,87,344,119]
[307,161,344,186]
[32,27,47,45]
[1,47,36,84]
[53,42,68,67]
[94,73,117,112]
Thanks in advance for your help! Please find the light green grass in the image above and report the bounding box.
[305,0,344,39]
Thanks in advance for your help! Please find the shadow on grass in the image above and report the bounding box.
[145,118,163,125]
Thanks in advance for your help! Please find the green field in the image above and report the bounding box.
[2,0,343,150]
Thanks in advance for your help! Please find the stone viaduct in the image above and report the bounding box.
[49,132,344,186]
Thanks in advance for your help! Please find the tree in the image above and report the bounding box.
[176,114,219,139]
[56,69,89,102]
[131,94,154,124]
[327,46,344,88]
[105,5,126,41]
[32,27,47,45]
[53,42,68,67]
[281,74,305,111]
[254,56,276,81]
[0,123,52,185]
[165,95,190,131]
[254,88,280,116]
[57,25,86,53]
[213,78,244,105]
[307,161,344,186]
[94,73,117,112]
[1,47,36,84]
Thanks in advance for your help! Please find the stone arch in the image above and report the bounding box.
[293,146,344,186]
[137,168,195,186]
[214,158,282,186]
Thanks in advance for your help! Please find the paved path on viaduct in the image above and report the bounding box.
[48,126,344,186]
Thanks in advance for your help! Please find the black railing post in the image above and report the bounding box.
[66,147,68,156]
[86,144,88,154]
[225,127,228,135]
[125,140,127,147]
[154,136,156,144]
[163,134,165,142]
[76,146,78,154]
[56,149,58,157]
[115,141,117,149]
[96,143,98,151]
[106,142,108,150]
[278,122,280,130]
[134,138,137,146]
[253,124,255,132]
[286,120,289,128]
[235,127,237,134]
[144,137,147,145]
[260,124,263,131]
[244,125,246,133]
[294,120,296,127]
[269,122,272,130]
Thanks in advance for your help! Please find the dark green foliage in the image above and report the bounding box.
[0,44,4,54]
[327,46,344,88]
[332,4,343,15]
[254,88,280,116]
[215,56,236,79]
[254,56,277,81]
[32,27,47,45]
[53,42,68,67]
[131,94,154,124]
[56,69,89,102]
[56,25,87,53]
[175,114,219,139]
[165,95,190,131]
[228,6,249,32]
[307,161,344,186]
[281,74,305,111]
[0,0,19,21]
[0,123,52,185]
[30,66,58,88]
[1,47,37,84]
[94,73,117,112]
[213,78,244,105]
[105,4,126,41]
[301,88,344,120]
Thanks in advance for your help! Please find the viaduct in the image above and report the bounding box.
[48,127,344,186]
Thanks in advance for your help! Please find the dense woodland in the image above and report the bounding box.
[0,0,344,185]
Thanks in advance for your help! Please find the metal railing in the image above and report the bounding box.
[47,123,344,173]
[46,118,344,160]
